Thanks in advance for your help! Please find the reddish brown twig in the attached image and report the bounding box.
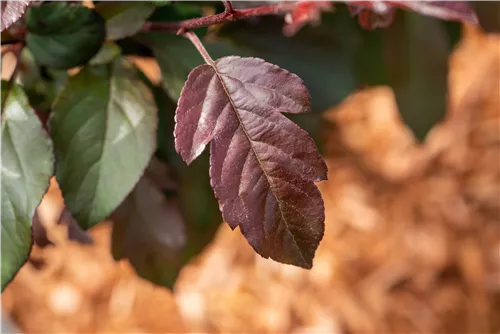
[141,3,297,33]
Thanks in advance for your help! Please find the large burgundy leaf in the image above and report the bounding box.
[174,56,327,268]
[1,1,30,31]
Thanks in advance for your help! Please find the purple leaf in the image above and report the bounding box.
[1,1,30,31]
[174,56,327,268]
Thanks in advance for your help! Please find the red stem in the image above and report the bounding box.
[183,31,214,66]
[141,3,296,33]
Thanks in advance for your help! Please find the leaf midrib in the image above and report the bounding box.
[210,61,307,266]
[85,66,113,226]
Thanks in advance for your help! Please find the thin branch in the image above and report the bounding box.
[141,3,296,33]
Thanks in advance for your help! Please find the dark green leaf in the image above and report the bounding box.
[25,3,105,69]
[385,11,451,141]
[151,86,177,162]
[148,2,205,23]
[17,48,69,112]
[137,2,218,100]
[139,33,203,100]
[111,158,185,287]
[50,58,157,229]
[89,43,122,66]
[95,1,155,40]
[1,81,54,291]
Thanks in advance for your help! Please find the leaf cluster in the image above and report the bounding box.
[0,0,484,290]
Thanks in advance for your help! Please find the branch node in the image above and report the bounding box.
[141,3,296,33]
[223,10,236,21]
[223,1,235,14]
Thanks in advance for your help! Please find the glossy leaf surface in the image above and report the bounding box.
[50,59,157,229]
[25,3,105,69]
[1,81,54,290]
[96,1,155,40]
[175,56,327,268]
[88,43,121,66]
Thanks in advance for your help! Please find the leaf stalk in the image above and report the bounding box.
[223,1,235,14]
[182,30,215,66]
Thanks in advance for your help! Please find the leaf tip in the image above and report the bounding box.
[293,254,315,270]
[174,141,206,166]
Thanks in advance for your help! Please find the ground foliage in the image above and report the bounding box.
[0,0,493,292]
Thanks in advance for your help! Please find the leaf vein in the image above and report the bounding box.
[213,67,306,264]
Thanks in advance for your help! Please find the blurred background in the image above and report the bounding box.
[1,2,499,333]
